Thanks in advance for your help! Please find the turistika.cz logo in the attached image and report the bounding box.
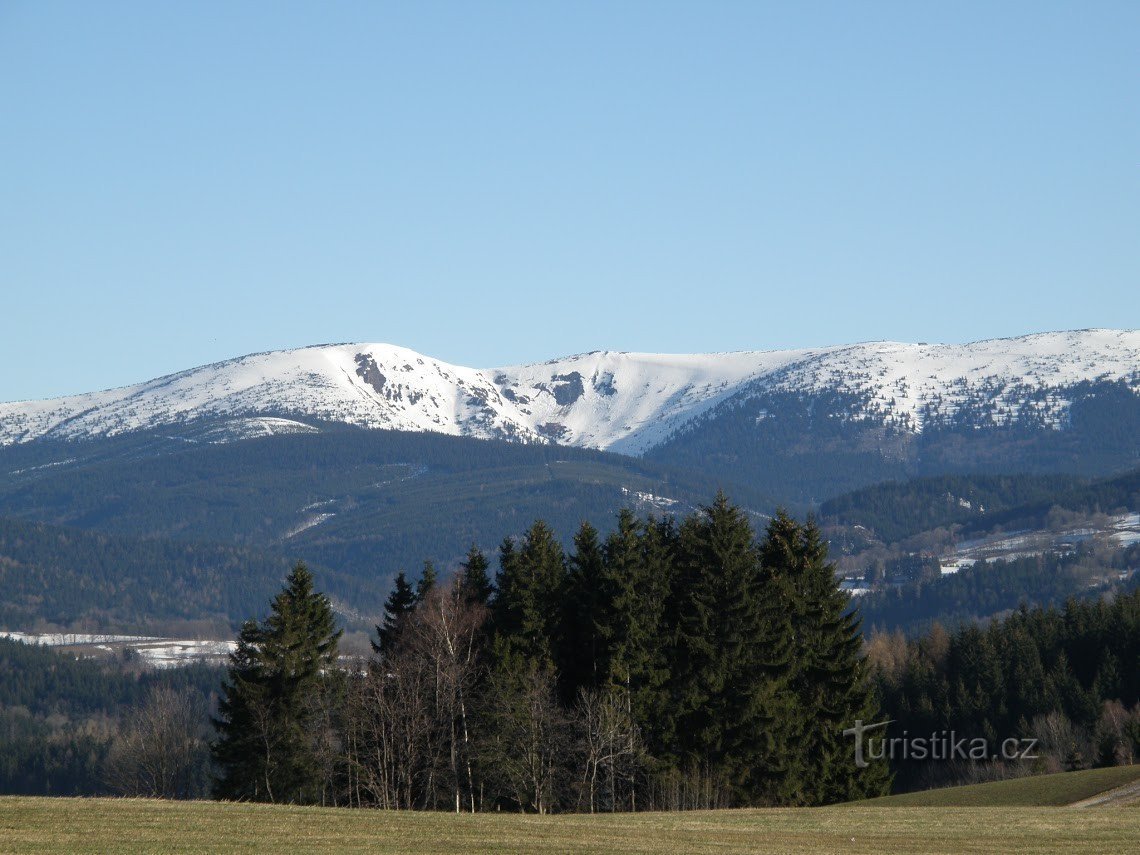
[842,719,1039,769]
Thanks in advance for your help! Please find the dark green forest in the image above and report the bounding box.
[0,517,368,631]
[4,496,1140,808]
[0,638,220,796]
[211,500,887,811]
[2,422,1138,641]
[869,590,1140,790]
[860,544,1140,637]
[0,425,775,588]
[821,469,1140,544]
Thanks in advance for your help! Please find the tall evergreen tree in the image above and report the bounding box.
[460,545,495,605]
[633,515,678,757]
[212,563,342,803]
[595,510,676,809]
[416,560,438,602]
[761,511,890,803]
[667,493,796,805]
[559,521,608,699]
[372,570,417,656]
[599,512,673,737]
[492,521,566,665]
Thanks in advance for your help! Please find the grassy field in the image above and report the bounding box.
[864,765,1140,807]
[2,794,1140,855]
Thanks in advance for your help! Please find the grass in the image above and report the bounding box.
[2,796,1140,855]
[864,765,1140,807]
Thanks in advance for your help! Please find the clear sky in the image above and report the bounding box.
[1,1,1136,402]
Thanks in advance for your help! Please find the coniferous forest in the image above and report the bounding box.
[210,496,889,811]
[3,494,1139,808]
[869,591,1140,791]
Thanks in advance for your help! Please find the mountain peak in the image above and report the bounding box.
[1,330,1137,451]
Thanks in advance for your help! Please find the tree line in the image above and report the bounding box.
[869,588,1140,790]
[0,638,217,797]
[820,472,1089,544]
[211,495,889,811]
[0,515,353,633]
[860,542,1140,637]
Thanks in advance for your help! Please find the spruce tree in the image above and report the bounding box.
[212,563,342,803]
[761,512,890,803]
[668,493,795,805]
[492,521,566,665]
[416,560,438,602]
[596,510,675,809]
[559,521,608,699]
[372,570,417,656]
[599,512,673,748]
[635,515,679,758]
[486,522,569,810]
[460,545,495,605]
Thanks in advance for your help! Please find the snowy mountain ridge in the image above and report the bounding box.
[1,330,1137,453]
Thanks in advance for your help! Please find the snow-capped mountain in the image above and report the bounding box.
[1,330,1137,454]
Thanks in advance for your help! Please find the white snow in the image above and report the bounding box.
[1,329,1136,453]
[620,486,680,509]
[284,512,336,539]
[0,631,235,668]
[948,512,1140,567]
[1112,512,1140,548]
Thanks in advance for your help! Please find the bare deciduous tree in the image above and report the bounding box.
[1094,700,1139,766]
[343,578,488,812]
[481,657,568,814]
[409,577,487,812]
[575,686,641,813]
[104,686,208,799]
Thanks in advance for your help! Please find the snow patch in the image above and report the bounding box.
[0,631,235,669]
[1,330,1136,454]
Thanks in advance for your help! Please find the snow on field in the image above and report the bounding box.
[1,329,1137,452]
[1,631,159,645]
[1113,513,1140,548]
[1,631,235,668]
[947,511,1140,568]
[620,486,680,509]
[940,558,978,575]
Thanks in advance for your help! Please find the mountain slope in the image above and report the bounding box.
[0,515,363,632]
[0,427,775,588]
[2,330,1136,454]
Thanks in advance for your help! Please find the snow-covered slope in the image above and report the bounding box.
[1,330,1136,452]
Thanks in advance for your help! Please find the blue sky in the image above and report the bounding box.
[1,1,1136,402]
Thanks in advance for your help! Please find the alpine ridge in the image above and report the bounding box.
[1,329,1137,455]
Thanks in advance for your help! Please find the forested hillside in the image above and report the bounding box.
[820,473,1090,543]
[0,427,775,588]
[0,638,220,796]
[860,544,1140,636]
[0,517,371,632]
[821,469,1140,544]
[871,591,1140,791]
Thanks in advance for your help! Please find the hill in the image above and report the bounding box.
[0,517,366,632]
[0,428,774,595]
[865,765,1140,807]
[821,468,1140,544]
[820,472,1091,543]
